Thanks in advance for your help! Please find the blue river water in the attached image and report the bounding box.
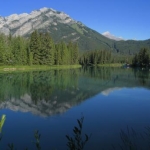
[0,67,150,150]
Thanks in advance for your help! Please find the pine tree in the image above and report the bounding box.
[132,54,138,66]
[138,48,149,66]
[0,34,5,64]
[67,41,73,65]
[4,35,14,65]
[30,30,41,65]
[73,43,79,64]
[61,41,68,65]
[45,33,55,65]
[55,43,61,65]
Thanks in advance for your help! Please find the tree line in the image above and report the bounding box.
[0,30,132,67]
[132,47,150,67]
[0,31,79,65]
[0,30,149,67]
[79,48,150,67]
[79,50,133,65]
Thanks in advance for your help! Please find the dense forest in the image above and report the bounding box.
[0,31,78,65]
[0,31,149,67]
[79,50,133,65]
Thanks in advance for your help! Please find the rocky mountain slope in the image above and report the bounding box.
[0,7,75,36]
[0,7,150,53]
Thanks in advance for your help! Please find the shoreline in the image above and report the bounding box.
[0,65,82,72]
[97,63,123,67]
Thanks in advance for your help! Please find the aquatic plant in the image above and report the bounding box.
[0,114,6,133]
[33,130,41,150]
[0,114,6,144]
[66,117,91,150]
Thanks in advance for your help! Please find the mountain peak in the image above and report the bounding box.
[102,31,124,41]
[39,7,49,12]
[0,7,76,36]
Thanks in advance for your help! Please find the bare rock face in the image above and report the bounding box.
[0,27,10,35]
[0,7,76,36]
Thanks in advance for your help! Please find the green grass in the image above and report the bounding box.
[0,65,82,72]
[71,24,84,34]
[97,63,124,67]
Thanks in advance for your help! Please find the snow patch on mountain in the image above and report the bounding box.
[102,31,124,41]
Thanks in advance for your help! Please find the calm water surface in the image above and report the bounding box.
[0,67,150,150]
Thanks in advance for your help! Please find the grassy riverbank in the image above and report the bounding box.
[0,65,82,72]
[97,63,124,67]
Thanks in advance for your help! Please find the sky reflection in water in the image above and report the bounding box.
[0,67,150,150]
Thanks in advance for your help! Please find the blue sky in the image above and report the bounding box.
[0,0,150,40]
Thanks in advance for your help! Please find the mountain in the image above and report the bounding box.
[0,7,150,54]
[102,31,124,41]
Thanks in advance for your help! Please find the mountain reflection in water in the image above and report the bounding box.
[0,67,149,117]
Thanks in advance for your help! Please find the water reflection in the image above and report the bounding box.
[0,67,150,117]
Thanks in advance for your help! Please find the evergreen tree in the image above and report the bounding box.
[11,36,28,65]
[132,54,138,66]
[67,41,73,65]
[72,43,79,64]
[39,33,55,65]
[0,34,5,64]
[30,30,41,65]
[61,41,68,65]
[4,35,14,65]
[55,43,62,65]
[138,48,149,66]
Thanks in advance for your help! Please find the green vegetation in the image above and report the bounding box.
[0,31,79,67]
[66,117,91,150]
[0,65,81,72]
[97,63,123,67]
[0,114,6,133]
[132,47,150,67]
[79,50,132,66]
[78,47,149,67]
[0,114,6,144]
[71,24,84,34]
[79,50,112,65]
[0,31,149,69]
[114,39,150,55]
[44,19,150,54]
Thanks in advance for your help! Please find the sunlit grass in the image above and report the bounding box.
[0,65,82,72]
[97,63,123,67]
